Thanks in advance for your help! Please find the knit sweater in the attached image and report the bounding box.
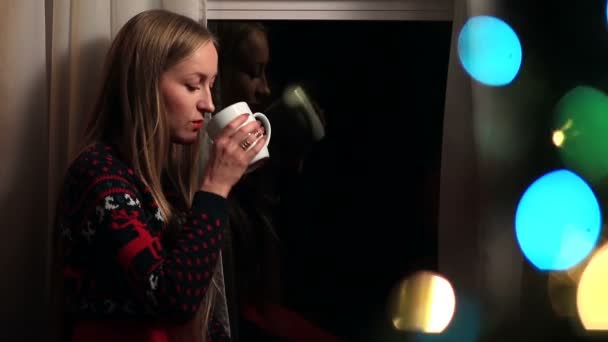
[56,142,230,341]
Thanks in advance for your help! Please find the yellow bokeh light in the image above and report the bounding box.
[553,129,565,147]
[548,238,603,318]
[552,118,573,148]
[388,271,456,334]
[577,243,608,330]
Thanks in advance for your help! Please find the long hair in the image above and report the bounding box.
[78,9,220,340]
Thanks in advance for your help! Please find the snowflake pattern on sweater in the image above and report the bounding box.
[56,142,230,341]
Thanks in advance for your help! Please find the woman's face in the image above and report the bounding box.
[160,42,218,145]
[225,28,271,113]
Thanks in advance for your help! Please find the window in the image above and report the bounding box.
[208,3,453,339]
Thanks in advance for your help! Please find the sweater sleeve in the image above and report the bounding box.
[79,170,227,321]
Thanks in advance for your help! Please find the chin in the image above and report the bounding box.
[250,104,263,113]
[171,133,199,145]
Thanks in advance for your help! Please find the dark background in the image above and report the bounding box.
[262,20,452,341]
[212,2,608,340]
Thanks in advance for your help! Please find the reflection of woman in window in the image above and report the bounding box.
[215,22,271,114]
[211,21,281,341]
[211,22,339,341]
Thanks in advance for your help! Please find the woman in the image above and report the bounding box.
[54,10,265,342]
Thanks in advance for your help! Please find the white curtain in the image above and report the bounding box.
[438,0,478,296]
[439,0,524,336]
[0,1,205,340]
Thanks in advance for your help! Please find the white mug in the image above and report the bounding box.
[206,102,272,172]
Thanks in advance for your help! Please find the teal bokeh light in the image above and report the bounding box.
[515,170,601,271]
[458,16,522,86]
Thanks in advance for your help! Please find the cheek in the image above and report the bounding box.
[163,92,183,114]
[163,90,193,121]
[235,75,257,99]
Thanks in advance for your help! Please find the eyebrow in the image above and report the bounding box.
[185,72,218,80]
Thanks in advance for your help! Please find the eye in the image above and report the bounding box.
[247,69,262,79]
[245,64,265,79]
[186,84,200,92]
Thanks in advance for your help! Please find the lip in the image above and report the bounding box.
[192,120,203,130]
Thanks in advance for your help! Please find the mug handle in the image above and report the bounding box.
[253,112,271,149]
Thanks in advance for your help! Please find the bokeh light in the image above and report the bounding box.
[552,129,565,147]
[515,169,601,271]
[412,296,480,342]
[553,86,608,185]
[388,271,456,334]
[457,15,522,86]
[549,235,607,318]
[577,242,608,330]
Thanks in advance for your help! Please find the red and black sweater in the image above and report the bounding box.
[56,142,230,341]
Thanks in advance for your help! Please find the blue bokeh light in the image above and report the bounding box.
[457,16,522,86]
[515,169,601,271]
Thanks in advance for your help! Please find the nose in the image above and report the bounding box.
[197,88,215,114]
[256,75,271,99]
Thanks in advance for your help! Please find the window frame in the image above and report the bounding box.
[206,0,454,21]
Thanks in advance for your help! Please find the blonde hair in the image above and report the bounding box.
[79,9,220,340]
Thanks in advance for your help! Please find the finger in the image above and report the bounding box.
[229,119,261,139]
[250,118,266,136]
[231,121,264,151]
[218,113,250,138]
[257,123,266,136]
[245,136,267,157]
[247,118,266,137]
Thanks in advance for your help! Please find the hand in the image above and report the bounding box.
[200,114,267,198]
